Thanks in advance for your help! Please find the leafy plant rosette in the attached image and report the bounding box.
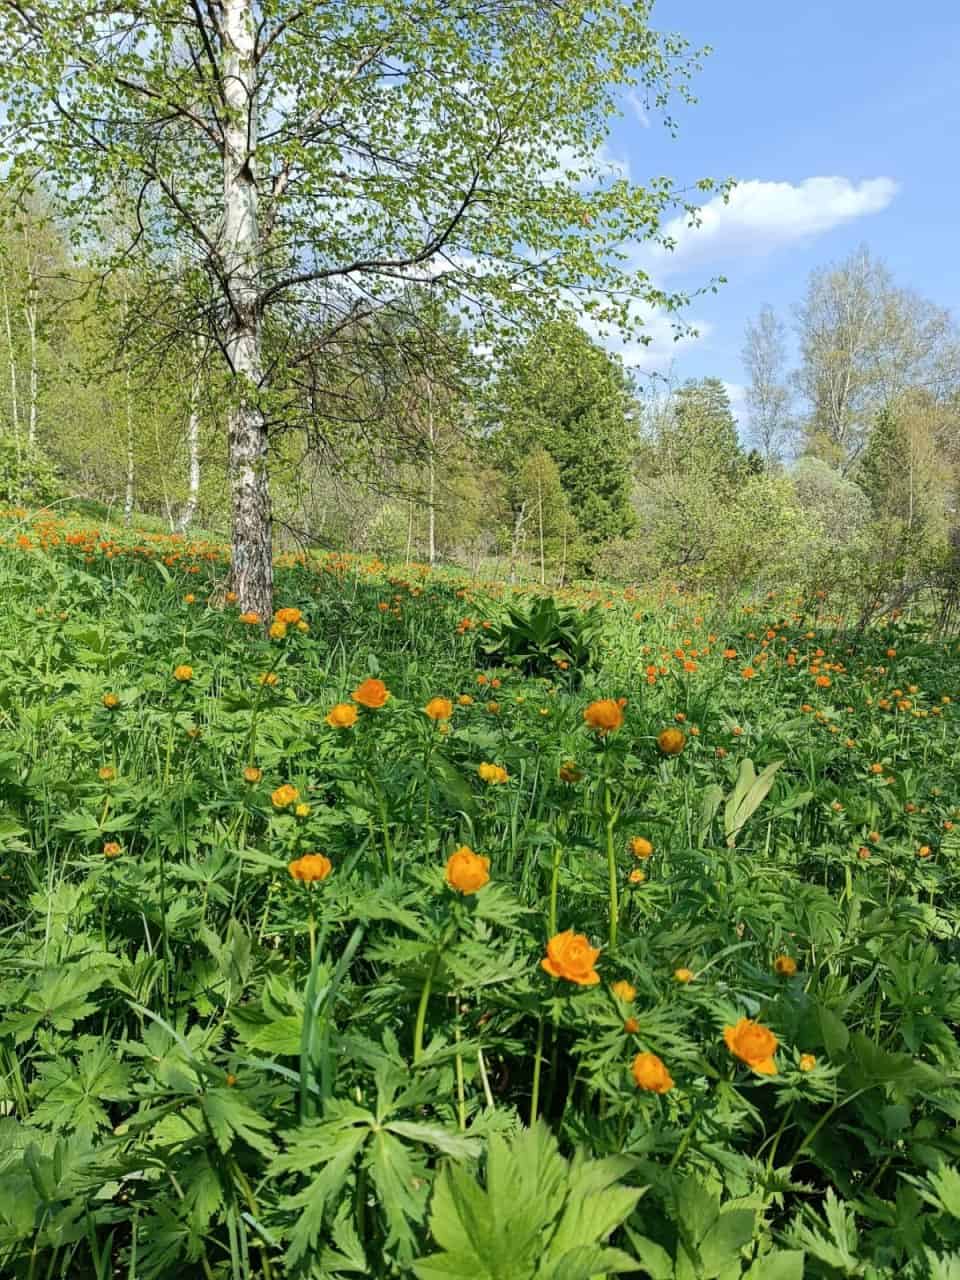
[478,595,605,682]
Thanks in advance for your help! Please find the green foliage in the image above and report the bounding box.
[0,431,61,505]
[479,594,605,680]
[492,317,637,559]
[413,1120,643,1279]
[1,508,960,1277]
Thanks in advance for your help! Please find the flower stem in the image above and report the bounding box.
[413,953,439,1065]
[604,781,619,949]
[529,1014,545,1124]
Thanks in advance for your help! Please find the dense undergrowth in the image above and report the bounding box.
[2,508,960,1279]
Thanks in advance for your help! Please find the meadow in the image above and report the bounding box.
[2,506,960,1280]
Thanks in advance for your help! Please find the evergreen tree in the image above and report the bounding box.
[493,316,635,563]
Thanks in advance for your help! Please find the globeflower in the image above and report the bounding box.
[103,841,122,858]
[269,621,288,640]
[631,1051,674,1094]
[723,1017,778,1075]
[674,967,694,983]
[288,853,332,883]
[239,611,261,625]
[657,727,686,755]
[445,846,490,894]
[774,955,797,976]
[542,930,600,986]
[611,980,636,1002]
[583,699,623,734]
[478,762,509,784]
[102,692,120,709]
[243,766,263,783]
[274,607,303,625]
[424,697,454,721]
[352,677,390,708]
[173,664,194,682]
[271,783,300,809]
[630,836,653,859]
[326,703,358,729]
[799,1053,817,1072]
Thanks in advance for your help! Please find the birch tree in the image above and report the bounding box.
[0,0,716,616]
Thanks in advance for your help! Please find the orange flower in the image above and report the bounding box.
[102,841,122,858]
[457,694,474,706]
[542,929,601,986]
[243,766,263,784]
[478,762,509,784]
[741,666,756,680]
[774,955,797,977]
[274,607,303,625]
[352,677,390,708]
[799,1053,817,1072]
[269,620,288,640]
[326,703,358,728]
[294,803,311,818]
[486,700,500,714]
[629,836,654,859]
[815,674,831,688]
[724,1017,778,1074]
[445,846,490,894]
[631,1052,674,1093]
[288,853,332,883]
[98,766,115,782]
[657,727,686,756]
[173,664,193,682]
[611,980,636,1002]
[623,1017,640,1034]
[629,868,646,884]
[102,692,120,709]
[424,697,454,721]
[259,671,278,686]
[239,611,261,625]
[559,761,583,783]
[674,967,694,983]
[583,699,623,734]
[271,783,300,809]
[917,844,932,858]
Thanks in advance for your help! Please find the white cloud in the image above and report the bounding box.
[650,176,899,273]
[721,380,748,425]
[580,300,711,373]
[625,91,650,129]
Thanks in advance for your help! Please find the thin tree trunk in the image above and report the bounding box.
[536,464,545,585]
[426,384,436,566]
[223,0,272,619]
[124,364,135,523]
[509,502,526,585]
[24,282,37,449]
[2,270,21,487]
[177,340,203,532]
[405,500,414,564]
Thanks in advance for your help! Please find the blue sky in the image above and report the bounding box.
[602,0,960,418]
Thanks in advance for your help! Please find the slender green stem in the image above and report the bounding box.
[529,1014,545,1124]
[414,954,439,1065]
[454,997,467,1131]
[604,781,619,949]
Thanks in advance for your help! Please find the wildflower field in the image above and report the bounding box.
[3,508,960,1280]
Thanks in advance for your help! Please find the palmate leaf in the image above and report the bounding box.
[201,1087,276,1157]
[413,1121,643,1280]
[367,1130,429,1259]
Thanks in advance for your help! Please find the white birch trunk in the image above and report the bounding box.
[2,271,20,474]
[24,284,37,449]
[177,340,203,532]
[223,0,272,618]
[123,364,135,523]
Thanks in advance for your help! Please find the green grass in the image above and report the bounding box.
[2,508,960,1279]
